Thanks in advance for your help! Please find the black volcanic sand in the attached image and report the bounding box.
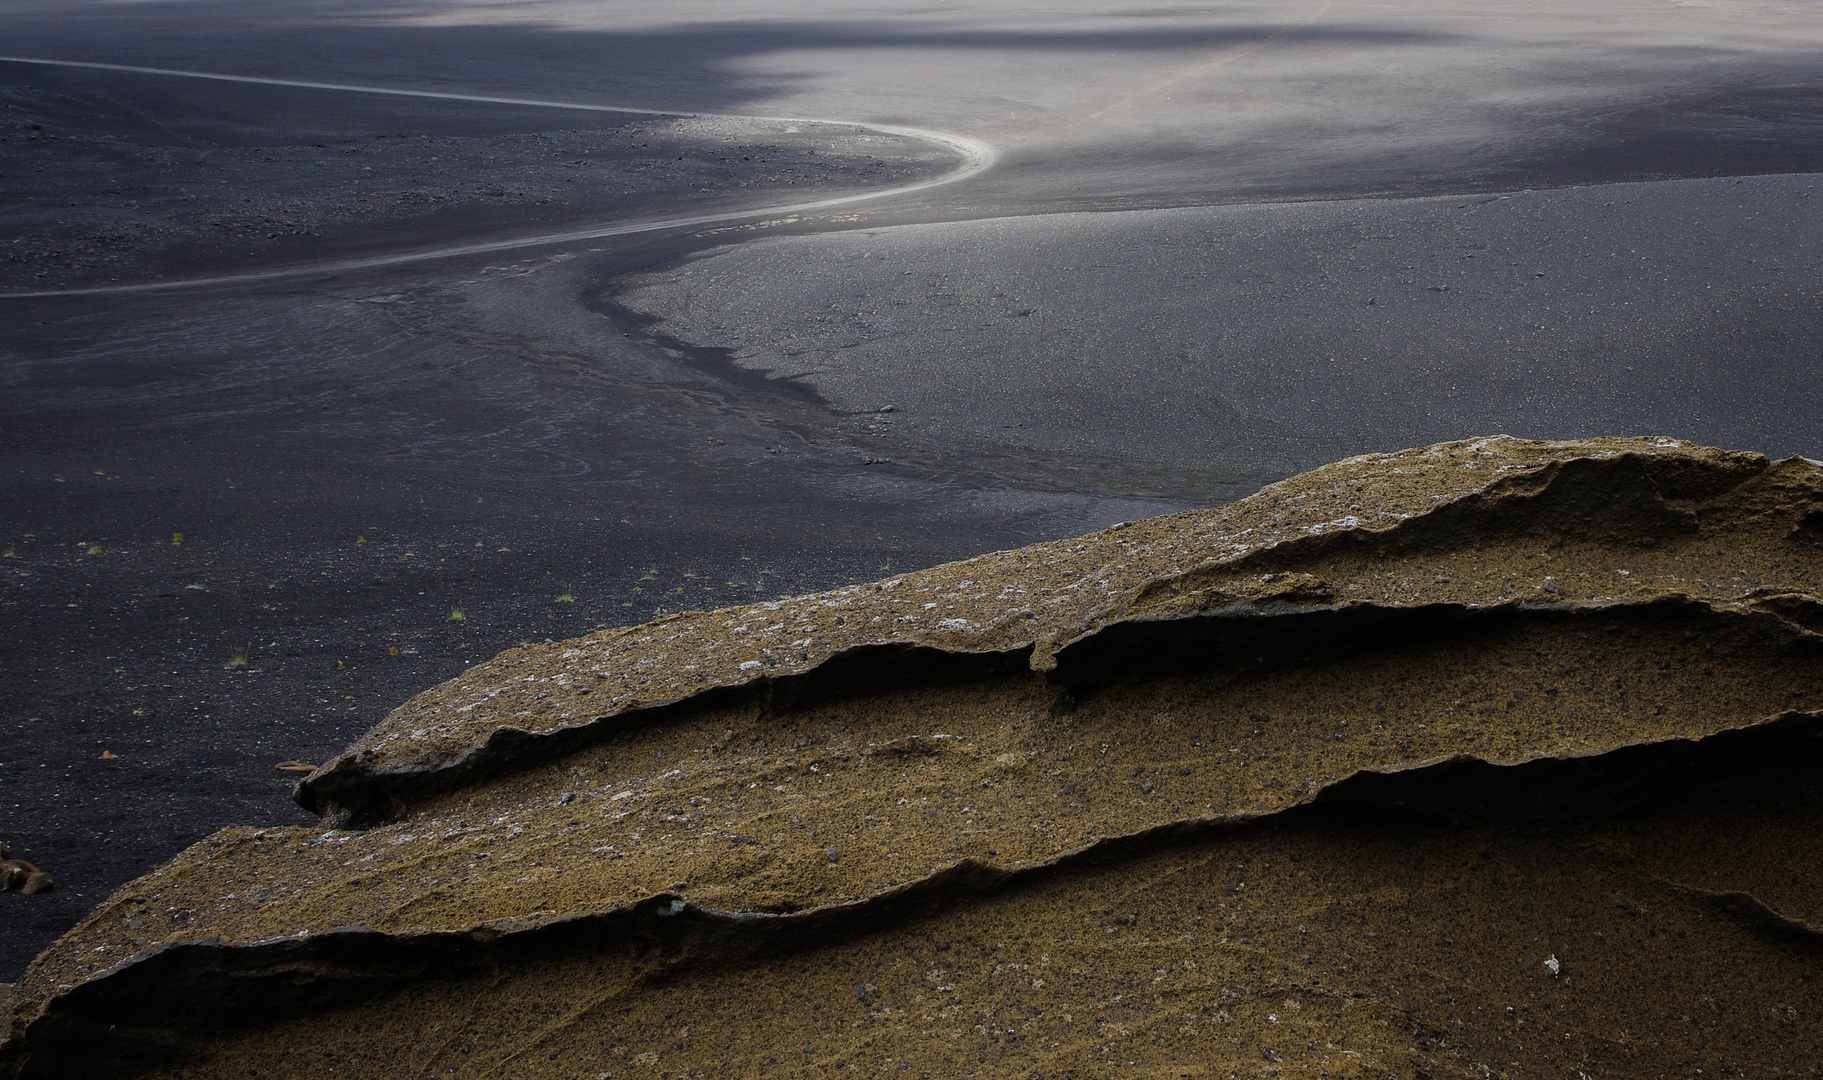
[611,173,1823,484]
[11,0,1823,217]
[0,65,951,290]
[0,252,1185,978]
[0,60,1129,979]
[3,437,1821,1077]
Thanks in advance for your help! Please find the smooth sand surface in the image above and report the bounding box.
[616,173,1823,487]
[12,0,1823,214]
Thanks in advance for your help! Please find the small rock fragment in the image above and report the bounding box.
[0,844,50,894]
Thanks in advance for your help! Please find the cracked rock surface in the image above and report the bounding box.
[3,436,1821,1078]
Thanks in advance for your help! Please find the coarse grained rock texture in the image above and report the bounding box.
[2,436,1821,1079]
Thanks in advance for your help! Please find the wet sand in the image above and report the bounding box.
[613,173,1823,487]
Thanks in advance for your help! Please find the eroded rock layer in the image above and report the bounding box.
[3,436,1821,1078]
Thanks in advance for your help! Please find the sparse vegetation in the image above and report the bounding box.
[448,609,466,621]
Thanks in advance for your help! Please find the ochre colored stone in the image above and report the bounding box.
[3,437,1820,1078]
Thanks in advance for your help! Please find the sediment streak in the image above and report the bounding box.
[0,55,998,298]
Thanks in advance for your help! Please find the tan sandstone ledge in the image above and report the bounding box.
[2,435,1820,1079]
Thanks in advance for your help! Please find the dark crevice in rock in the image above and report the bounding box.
[287,441,1809,821]
[302,592,1820,825]
[1050,594,1819,689]
[1748,590,1823,633]
[299,643,1032,827]
[1313,706,1823,825]
[1127,449,1758,611]
[299,680,760,828]
[1660,884,1823,945]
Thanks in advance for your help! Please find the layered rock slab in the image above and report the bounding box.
[2,436,1821,1078]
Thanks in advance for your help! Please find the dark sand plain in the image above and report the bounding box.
[3,0,1823,985]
